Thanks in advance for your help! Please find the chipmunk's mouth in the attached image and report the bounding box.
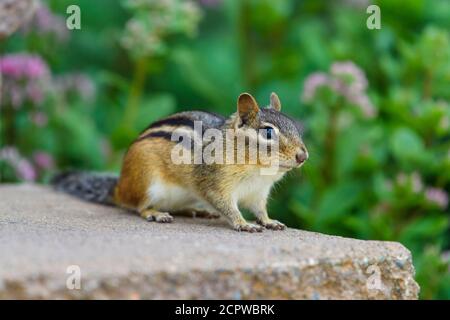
[258,160,306,171]
[278,161,306,170]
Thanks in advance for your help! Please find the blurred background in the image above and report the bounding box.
[0,0,449,299]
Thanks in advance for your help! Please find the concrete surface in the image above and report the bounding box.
[0,184,419,299]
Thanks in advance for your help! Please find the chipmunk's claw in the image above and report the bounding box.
[142,210,173,223]
[155,213,174,223]
[234,222,264,233]
[257,219,286,230]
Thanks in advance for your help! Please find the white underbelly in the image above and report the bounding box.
[147,179,200,211]
[233,172,285,205]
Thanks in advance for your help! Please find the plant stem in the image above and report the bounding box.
[124,57,148,128]
[423,69,432,100]
[323,105,339,184]
[4,107,16,146]
[238,1,256,91]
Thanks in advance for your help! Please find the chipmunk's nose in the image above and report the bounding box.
[295,146,308,164]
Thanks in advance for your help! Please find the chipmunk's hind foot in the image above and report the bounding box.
[190,209,221,219]
[233,222,264,233]
[257,218,286,230]
[141,209,174,223]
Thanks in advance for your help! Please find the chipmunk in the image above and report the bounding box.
[52,92,308,232]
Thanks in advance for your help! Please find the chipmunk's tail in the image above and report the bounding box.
[51,170,118,206]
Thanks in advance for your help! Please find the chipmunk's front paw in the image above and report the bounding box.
[257,218,286,230]
[233,222,264,233]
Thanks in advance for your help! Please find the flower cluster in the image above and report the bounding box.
[425,187,449,210]
[0,147,54,182]
[1,53,96,110]
[0,147,35,181]
[0,53,50,108]
[21,0,69,42]
[394,171,423,194]
[121,0,202,58]
[53,72,96,103]
[302,61,376,118]
[0,52,95,181]
[0,0,36,39]
[392,172,448,210]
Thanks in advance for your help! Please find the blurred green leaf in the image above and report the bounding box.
[400,216,449,246]
[316,181,362,227]
[135,94,176,131]
[390,127,426,167]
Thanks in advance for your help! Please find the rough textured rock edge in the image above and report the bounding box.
[0,184,420,299]
[0,248,420,300]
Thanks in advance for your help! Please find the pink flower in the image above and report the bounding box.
[353,95,376,119]
[0,146,36,182]
[425,187,449,209]
[331,61,368,92]
[302,72,330,102]
[396,172,407,185]
[0,53,49,79]
[53,72,96,102]
[302,61,376,119]
[21,0,69,42]
[411,172,423,193]
[26,82,45,104]
[26,56,49,79]
[31,112,48,127]
[394,172,423,194]
[9,86,23,108]
[33,151,54,170]
[0,53,50,108]
[16,159,36,181]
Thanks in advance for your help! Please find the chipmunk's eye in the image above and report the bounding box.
[262,126,275,140]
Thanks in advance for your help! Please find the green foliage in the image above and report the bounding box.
[121,0,202,59]
[1,0,449,298]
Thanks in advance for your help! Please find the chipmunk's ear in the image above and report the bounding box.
[269,92,281,111]
[237,93,259,124]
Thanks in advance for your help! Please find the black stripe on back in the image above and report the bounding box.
[137,130,174,142]
[141,116,195,134]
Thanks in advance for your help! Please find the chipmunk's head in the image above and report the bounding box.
[232,92,308,171]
